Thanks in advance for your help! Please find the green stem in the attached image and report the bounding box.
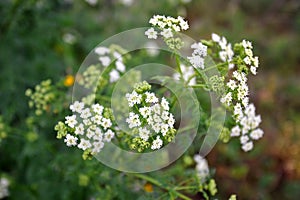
[175,55,184,81]
[132,174,192,200]
[185,74,197,86]
[190,84,206,88]
[201,62,226,72]
[174,186,198,191]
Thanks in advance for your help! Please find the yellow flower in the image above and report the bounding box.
[64,75,75,87]
[143,183,153,193]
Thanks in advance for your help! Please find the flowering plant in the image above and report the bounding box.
[25,14,264,199]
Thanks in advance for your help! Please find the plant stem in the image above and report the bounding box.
[175,55,184,81]
[174,186,198,191]
[132,174,192,200]
[201,62,226,72]
[190,84,206,88]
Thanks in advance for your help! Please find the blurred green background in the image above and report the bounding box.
[0,0,299,199]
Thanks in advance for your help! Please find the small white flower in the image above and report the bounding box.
[92,104,104,115]
[151,136,163,150]
[228,63,235,69]
[83,119,92,126]
[75,123,84,135]
[109,69,120,83]
[219,51,227,62]
[104,129,115,142]
[161,97,169,110]
[91,114,102,125]
[152,104,161,114]
[77,139,92,150]
[245,104,256,116]
[242,97,249,107]
[245,48,253,57]
[240,135,249,144]
[139,127,150,141]
[242,39,253,49]
[86,128,95,139]
[152,123,161,133]
[231,126,241,137]
[149,16,159,25]
[234,103,243,115]
[243,56,252,65]
[89,124,97,131]
[172,24,181,32]
[211,33,220,43]
[65,115,77,128]
[219,37,228,49]
[227,79,237,90]
[99,56,111,67]
[113,51,123,61]
[160,123,169,136]
[64,134,78,146]
[158,21,167,29]
[145,92,159,103]
[194,155,209,181]
[153,114,162,123]
[161,111,170,121]
[115,61,126,72]
[167,114,175,127]
[95,46,109,55]
[187,55,204,69]
[179,20,189,30]
[101,118,112,130]
[242,141,253,152]
[70,101,84,113]
[250,128,264,140]
[92,141,104,154]
[220,92,232,106]
[145,28,158,39]
[126,112,141,128]
[126,91,142,107]
[80,108,92,119]
[237,84,248,101]
[250,66,257,75]
[253,56,259,67]
[160,28,173,38]
[93,128,103,140]
[191,42,207,57]
[139,106,151,118]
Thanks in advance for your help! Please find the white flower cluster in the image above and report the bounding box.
[63,101,115,154]
[221,71,248,107]
[194,154,209,181]
[94,46,126,83]
[145,15,189,40]
[125,88,176,150]
[187,42,207,69]
[173,64,196,86]
[0,177,9,199]
[241,40,260,75]
[231,104,263,152]
[221,70,264,151]
[212,33,235,69]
